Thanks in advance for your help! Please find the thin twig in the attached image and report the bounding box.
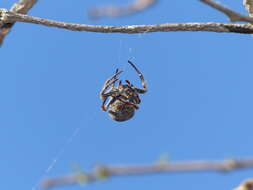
[88,0,157,19]
[200,0,253,23]
[0,0,37,45]
[1,9,253,34]
[41,158,253,189]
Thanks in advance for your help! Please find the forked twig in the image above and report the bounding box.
[0,0,37,45]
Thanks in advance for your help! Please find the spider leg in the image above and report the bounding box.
[100,78,118,99]
[118,80,123,89]
[128,60,147,94]
[112,69,119,88]
[101,98,108,111]
[105,69,123,88]
[101,97,117,111]
[125,80,132,86]
[100,83,120,111]
[100,70,122,111]
[100,69,123,99]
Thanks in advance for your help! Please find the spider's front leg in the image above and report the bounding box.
[100,69,123,111]
[128,60,147,94]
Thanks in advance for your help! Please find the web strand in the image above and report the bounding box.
[31,111,94,190]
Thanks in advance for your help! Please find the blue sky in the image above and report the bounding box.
[1,0,253,190]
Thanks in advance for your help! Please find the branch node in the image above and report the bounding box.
[75,171,90,185]
[95,165,110,180]
[221,159,238,171]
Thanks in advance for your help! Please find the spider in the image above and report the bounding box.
[100,60,147,122]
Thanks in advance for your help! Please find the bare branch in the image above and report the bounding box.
[1,9,253,34]
[0,0,37,45]
[10,0,37,13]
[200,0,253,23]
[41,158,253,189]
[88,0,157,19]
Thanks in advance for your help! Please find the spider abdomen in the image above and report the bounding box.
[108,100,135,122]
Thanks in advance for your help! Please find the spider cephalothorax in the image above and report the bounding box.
[100,60,147,122]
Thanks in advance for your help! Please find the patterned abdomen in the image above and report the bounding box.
[108,100,135,122]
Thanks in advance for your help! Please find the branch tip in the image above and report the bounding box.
[200,0,253,24]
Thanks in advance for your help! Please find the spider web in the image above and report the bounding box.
[31,32,147,190]
[31,112,94,190]
[117,33,146,71]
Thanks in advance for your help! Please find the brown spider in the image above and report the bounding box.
[100,60,147,122]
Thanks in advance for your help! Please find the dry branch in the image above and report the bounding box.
[1,0,253,36]
[42,158,253,189]
[1,9,253,34]
[0,0,37,45]
[88,0,157,19]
